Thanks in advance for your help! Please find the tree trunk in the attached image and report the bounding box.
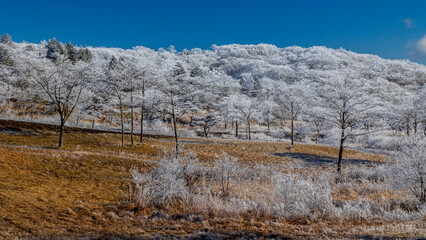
[140,105,144,144]
[424,122,426,136]
[162,110,166,122]
[420,175,425,203]
[290,118,294,148]
[248,119,251,140]
[316,128,320,142]
[414,116,418,135]
[119,97,124,147]
[235,121,239,138]
[130,93,134,146]
[172,108,179,157]
[204,125,208,137]
[406,117,410,136]
[337,128,345,173]
[92,119,95,129]
[75,116,81,127]
[58,116,65,148]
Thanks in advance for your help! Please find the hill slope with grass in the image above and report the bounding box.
[0,120,424,239]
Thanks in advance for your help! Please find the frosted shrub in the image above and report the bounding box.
[337,200,372,221]
[297,125,313,141]
[389,136,425,203]
[322,128,340,144]
[178,128,197,138]
[270,129,286,139]
[146,120,172,136]
[343,165,386,183]
[131,151,203,207]
[251,132,275,141]
[366,134,401,150]
[214,153,239,196]
[271,173,333,219]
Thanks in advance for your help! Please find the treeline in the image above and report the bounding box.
[0,34,425,172]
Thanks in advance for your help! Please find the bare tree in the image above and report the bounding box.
[225,94,259,140]
[312,75,378,172]
[24,58,88,147]
[105,56,143,147]
[156,62,194,156]
[275,83,304,148]
[137,69,156,145]
[192,113,218,137]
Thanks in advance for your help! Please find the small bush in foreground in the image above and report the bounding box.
[389,136,425,203]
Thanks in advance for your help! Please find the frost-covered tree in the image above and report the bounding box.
[224,94,260,140]
[0,46,14,68]
[65,42,78,64]
[155,61,195,155]
[192,112,218,137]
[311,74,379,172]
[390,136,425,203]
[46,38,65,63]
[136,67,155,144]
[105,56,143,146]
[23,56,89,147]
[0,33,12,44]
[275,82,305,148]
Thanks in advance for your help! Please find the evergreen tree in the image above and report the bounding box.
[174,62,186,76]
[0,33,12,44]
[46,38,65,62]
[190,66,203,78]
[65,42,78,64]
[239,77,249,95]
[251,77,262,97]
[78,48,92,62]
[0,46,14,67]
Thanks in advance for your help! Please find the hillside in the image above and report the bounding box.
[0,37,425,239]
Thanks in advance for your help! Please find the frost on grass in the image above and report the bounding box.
[129,148,425,222]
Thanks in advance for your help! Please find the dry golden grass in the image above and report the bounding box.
[0,119,424,239]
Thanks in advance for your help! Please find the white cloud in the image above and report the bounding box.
[403,18,415,28]
[416,35,426,55]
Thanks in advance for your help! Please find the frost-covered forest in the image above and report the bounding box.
[1,34,425,153]
[1,33,426,238]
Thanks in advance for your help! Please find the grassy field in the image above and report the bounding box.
[0,119,424,239]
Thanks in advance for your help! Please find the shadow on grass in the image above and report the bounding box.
[273,152,381,167]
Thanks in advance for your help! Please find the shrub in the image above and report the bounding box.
[213,153,239,196]
[388,136,425,203]
[251,132,275,141]
[178,128,197,138]
[131,151,203,208]
[271,173,333,220]
[270,129,286,139]
[146,120,172,136]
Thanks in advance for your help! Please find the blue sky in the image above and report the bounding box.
[1,0,426,64]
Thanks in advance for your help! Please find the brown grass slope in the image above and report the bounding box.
[0,119,423,239]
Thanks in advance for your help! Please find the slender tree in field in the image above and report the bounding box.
[105,56,142,147]
[311,74,378,172]
[275,82,305,148]
[156,62,194,156]
[136,66,155,145]
[224,94,260,140]
[24,56,89,147]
